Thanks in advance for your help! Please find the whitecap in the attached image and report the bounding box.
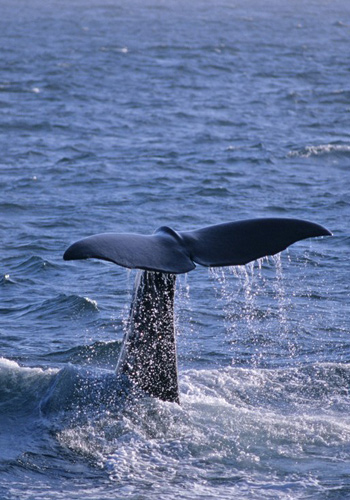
[289,144,350,158]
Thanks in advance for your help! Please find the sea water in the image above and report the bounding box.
[1,0,350,498]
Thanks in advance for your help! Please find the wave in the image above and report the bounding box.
[3,355,349,417]
[181,363,350,412]
[56,362,350,493]
[0,274,16,286]
[2,356,350,434]
[0,344,121,419]
[0,357,57,415]
[7,294,100,321]
[0,357,121,437]
[43,340,121,369]
[38,294,99,319]
[288,143,350,158]
[2,355,350,498]
[9,255,55,275]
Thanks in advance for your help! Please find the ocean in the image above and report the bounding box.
[1,0,350,498]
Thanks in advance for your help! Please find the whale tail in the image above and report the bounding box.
[64,217,331,403]
[64,218,331,273]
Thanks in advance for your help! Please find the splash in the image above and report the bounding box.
[56,363,350,499]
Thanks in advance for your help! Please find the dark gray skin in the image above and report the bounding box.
[64,218,331,404]
[117,271,179,403]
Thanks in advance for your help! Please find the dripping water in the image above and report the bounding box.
[209,254,296,367]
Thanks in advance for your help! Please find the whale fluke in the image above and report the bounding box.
[64,226,195,274]
[64,218,331,404]
[64,218,331,274]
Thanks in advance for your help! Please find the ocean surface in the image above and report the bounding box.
[1,0,350,498]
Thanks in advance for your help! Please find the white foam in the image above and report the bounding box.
[84,296,98,308]
[289,144,350,158]
[0,357,21,370]
[0,357,58,377]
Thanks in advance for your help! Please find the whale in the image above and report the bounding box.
[64,218,331,404]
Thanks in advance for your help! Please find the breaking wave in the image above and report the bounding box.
[288,143,350,158]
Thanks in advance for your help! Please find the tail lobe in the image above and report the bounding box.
[64,218,331,273]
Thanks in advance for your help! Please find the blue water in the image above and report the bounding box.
[1,0,350,498]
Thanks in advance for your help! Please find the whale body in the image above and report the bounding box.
[64,218,331,403]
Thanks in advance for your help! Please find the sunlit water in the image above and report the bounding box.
[1,0,350,498]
